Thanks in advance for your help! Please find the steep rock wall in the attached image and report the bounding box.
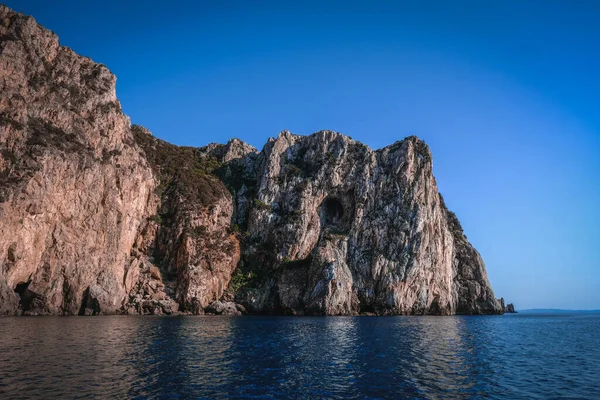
[0,6,155,314]
[0,6,243,315]
[233,131,501,315]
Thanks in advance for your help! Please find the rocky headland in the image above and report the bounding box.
[0,5,509,316]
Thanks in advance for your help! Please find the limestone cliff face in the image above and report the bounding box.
[0,6,155,315]
[0,6,240,315]
[233,131,501,315]
[0,6,503,316]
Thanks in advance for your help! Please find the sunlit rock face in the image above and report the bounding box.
[0,5,502,315]
[0,6,241,315]
[234,131,501,315]
[0,6,156,315]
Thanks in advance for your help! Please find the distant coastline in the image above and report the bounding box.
[517,309,600,314]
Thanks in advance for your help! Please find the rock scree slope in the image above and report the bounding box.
[0,6,504,316]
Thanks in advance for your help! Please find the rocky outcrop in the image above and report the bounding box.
[231,131,502,315]
[498,298,517,313]
[205,300,247,316]
[0,6,504,316]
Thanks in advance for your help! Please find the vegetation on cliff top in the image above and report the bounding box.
[131,124,228,207]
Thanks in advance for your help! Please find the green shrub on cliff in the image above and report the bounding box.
[229,269,258,293]
[131,124,228,207]
[253,199,271,210]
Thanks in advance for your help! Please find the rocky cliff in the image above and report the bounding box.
[0,6,504,316]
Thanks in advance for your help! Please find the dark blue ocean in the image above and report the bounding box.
[0,313,598,399]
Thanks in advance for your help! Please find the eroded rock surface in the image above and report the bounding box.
[232,131,502,315]
[0,6,155,315]
[0,6,505,316]
[0,6,242,315]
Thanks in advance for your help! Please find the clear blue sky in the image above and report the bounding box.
[6,0,600,310]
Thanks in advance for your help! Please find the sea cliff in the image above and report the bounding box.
[0,6,504,316]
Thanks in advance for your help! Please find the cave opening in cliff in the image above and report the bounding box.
[320,197,344,227]
[14,280,31,297]
[78,287,101,316]
[13,279,38,311]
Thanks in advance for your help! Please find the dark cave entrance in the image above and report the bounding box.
[320,197,345,229]
[78,287,101,316]
[13,279,40,312]
[14,280,31,297]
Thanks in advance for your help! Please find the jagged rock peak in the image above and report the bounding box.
[498,298,517,313]
[267,130,436,158]
[221,138,258,162]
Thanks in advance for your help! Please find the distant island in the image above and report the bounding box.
[0,5,513,317]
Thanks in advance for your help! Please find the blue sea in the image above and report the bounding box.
[0,313,598,399]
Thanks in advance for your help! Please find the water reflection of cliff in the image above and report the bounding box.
[2,315,600,398]
[400,317,473,398]
[0,317,142,397]
[127,316,235,398]
[220,317,474,398]
[347,317,471,398]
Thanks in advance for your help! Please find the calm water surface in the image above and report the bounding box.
[0,313,598,399]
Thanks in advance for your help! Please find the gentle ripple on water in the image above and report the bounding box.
[0,313,598,399]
